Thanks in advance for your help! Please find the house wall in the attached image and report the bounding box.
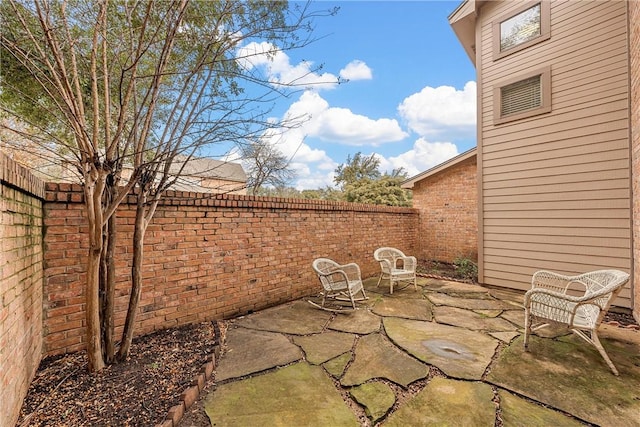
[476,0,632,307]
[630,0,640,321]
[0,153,45,427]
[411,155,478,263]
[43,183,418,356]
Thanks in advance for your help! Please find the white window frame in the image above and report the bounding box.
[493,66,551,125]
[493,1,550,61]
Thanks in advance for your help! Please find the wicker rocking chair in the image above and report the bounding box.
[310,258,368,312]
[524,269,630,375]
[373,247,417,294]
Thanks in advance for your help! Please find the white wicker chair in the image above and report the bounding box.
[524,269,630,375]
[311,258,368,310]
[373,247,417,294]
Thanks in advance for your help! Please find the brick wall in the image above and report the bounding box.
[410,154,477,263]
[631,0,640,323]
[0,152,45,427]
[43,184,418,356]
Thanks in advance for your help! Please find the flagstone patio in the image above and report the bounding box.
[201,277,640,426]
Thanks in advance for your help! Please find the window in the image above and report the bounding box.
[493,1,550,60]
[494,67,551,124]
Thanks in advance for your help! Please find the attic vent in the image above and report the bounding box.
[500,75,541,117]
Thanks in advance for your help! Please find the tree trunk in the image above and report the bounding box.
[116,194,146,361]
[101,209,117,363]
[85,179,106,372]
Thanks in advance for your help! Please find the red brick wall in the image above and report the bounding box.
[411,155,477,263]
[631,0,640,323]
[0,153,45,427]
[43,184,418,355]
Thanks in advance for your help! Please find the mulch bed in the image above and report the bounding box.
[17,322,217,427]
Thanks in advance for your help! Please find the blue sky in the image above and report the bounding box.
[230,0,477,190]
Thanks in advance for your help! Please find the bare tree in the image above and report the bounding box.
[1,0,337,371]
[242,138,297,195]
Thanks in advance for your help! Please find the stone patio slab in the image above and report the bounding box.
[350,381,395,422]
[384,317,499,380]
[371,297,433,321]
[329,308,381,334]
[421,278,492,298]
[487,335,640,426]
[293,331,356,365]
[341,333,429,387]
[234,300,332,335]
[323,352,352,378]
[383,377,495,426]
[490,331,520,343]
[433,306,517,332]
[498,390,584,427]
[205,362,359,426]
[474,309,503,318]
[499,309,526,328]
[427,292,516,311]
[215,327,302,381]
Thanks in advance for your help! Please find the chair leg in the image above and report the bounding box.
[413,276,418,291]
[523,308,531,350]
[389,278,394,294]
[376,273,383,288]
[590,330,619,376]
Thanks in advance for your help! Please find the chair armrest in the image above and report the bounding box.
[531,270,584,295]
[338,262,362,281]
[377,259,393,272]
[525,286,610,307]
[398,256,417,272]
[525,287,585,304]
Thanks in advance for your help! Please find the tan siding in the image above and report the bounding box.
[630,0,640,321]
[483,178,629,196]
[477,0,631,308]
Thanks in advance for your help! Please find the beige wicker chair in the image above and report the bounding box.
[524,269,630,375]
[373,247,417,294]
[311,258,368,311]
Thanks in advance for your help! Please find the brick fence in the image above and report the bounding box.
[410,153,478,263]
[43,183,418,356]
[0,153,45,427]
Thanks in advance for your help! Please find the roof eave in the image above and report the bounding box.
[401,147,477,189]
[448,0,481,67]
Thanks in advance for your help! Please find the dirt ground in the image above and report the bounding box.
[17,322,217,426]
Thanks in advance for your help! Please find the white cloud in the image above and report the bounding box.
[398,81,476,137]
[380,138,459,177]
[246,90,410,190]
[339,60,372,81]
[236,41,339,90]
[287,91,407,146]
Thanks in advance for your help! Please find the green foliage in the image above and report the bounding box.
[453,257,478,281]
[253,186,302,198]
[300,187,343,201]
[334,152,381,189]
[333,152,412,206]
[344,175,412,206]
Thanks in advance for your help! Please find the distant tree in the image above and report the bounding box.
[242,139,297,195]
[301,186,343,201]
[333,152,381,190]
[344,173,412,206]
[334,153,411,206]
[254,186,302,198]
[1,0,336,371]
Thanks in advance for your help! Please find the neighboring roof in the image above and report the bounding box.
[170,156,247,183]
[401,147,477,189]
